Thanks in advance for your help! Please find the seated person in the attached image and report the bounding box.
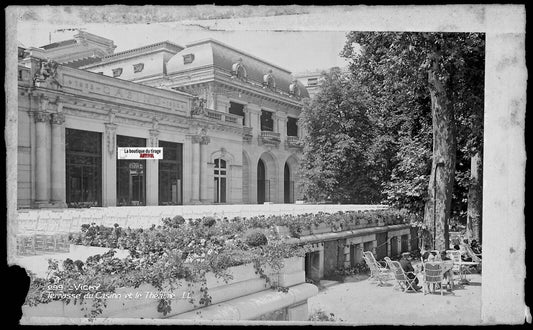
[440,250,453,290]
[471,240,482,255]
[399,252,421,291]
[422,251,431,262]
[460,240,473,262]
[421,245,431,261]
[427,252,437,262]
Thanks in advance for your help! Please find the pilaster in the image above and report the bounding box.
[182,136,193,204]
[103,122,117,206]
[146,129,160,206]
[190,136,201,203]
[277,112,288,144]
[246,103,261,144]
[199,135,211,203]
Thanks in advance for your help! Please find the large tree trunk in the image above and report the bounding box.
[466,151,483,243]
[423,58,456,251]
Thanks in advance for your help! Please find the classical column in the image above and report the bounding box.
[190,136,201,203]
[146,129,159,206]
[103,123,117,206]
[50,112,67,207]
[199,136,211,203]
[34,111,51,207]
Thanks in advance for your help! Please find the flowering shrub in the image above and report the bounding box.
[244,230,268,247]
[162,215,185,228]
[26,216,312,320]
[28,208,417,319]
[334,262,370,277]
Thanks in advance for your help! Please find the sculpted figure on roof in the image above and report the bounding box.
[231,58,247,81]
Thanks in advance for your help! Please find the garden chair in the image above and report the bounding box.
[446,250,478,285]
[384,257,401,290]
[362,251,391,286]
[422,262,448,295]
[463,244,482,272]
[388,260,419,293]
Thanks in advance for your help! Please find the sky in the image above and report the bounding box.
[17,20,351,74]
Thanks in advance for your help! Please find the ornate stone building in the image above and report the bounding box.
[17,32,308,208]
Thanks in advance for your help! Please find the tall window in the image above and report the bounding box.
[214,159,227,203]
[66,129,102,208]
[117,135,146,206]
[260,110,273,132]
[159,141,183,205]
[287,117,298,137]
[229,101,245,125]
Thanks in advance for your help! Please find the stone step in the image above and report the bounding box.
[319,280,340,288]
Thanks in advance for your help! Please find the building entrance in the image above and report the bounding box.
[117,135,146,206]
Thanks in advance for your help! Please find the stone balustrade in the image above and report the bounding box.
[202,109,242,125]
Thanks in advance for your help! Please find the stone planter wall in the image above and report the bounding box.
[22,256,316,321]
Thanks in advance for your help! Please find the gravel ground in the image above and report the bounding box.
[308,273,482,325]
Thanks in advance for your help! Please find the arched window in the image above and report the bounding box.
[214,158,227,203]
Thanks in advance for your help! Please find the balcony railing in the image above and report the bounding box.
[286,136,302,149]
[195,109,243,126]
[259,131,281,146]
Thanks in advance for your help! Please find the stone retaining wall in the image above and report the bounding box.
[21,254,316,321]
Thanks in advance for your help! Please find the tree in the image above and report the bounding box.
[342,32,484,250]
[299,67,380,203]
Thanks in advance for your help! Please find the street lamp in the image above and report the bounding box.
[433,161,445,250]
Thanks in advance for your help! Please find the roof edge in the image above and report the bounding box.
[185,38,292,74]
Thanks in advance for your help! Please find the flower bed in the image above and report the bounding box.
[24,209,417,319]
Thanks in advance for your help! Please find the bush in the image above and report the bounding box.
[244,230,268,247]
[202,216,216,227]
[162,215,186,228]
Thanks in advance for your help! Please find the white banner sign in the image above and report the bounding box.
[117,147,163,159]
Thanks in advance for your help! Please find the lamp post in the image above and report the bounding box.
[433,161,445,250]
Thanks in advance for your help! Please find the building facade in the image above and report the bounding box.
[17,32,309,209]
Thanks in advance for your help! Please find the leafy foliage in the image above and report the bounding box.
[299,67,381,203]
[337,32,484,226]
